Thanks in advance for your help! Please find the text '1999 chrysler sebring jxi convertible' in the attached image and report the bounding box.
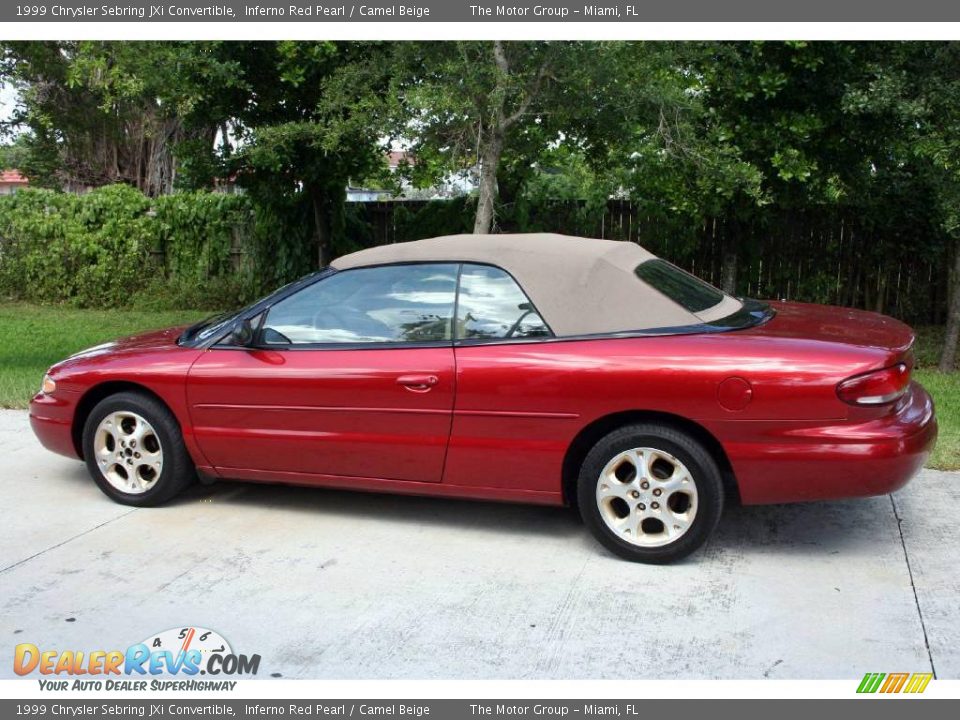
[29,234,937,563]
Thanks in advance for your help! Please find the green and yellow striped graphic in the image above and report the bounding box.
[857,672,933,694]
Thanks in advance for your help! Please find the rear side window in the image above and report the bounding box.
[635,259,725,313]
[456,264,552,340]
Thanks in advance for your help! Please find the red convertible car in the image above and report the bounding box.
[30,234,937,563]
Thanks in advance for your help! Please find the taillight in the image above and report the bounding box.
[837,363,910,406]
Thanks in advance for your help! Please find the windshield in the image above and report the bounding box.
[192,312,237,344]
[178,269,334,346]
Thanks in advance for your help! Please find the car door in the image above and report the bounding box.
[186,263,459,483]
[443,263,575,496]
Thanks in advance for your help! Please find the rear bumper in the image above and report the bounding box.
[29,391,81,460]
[719,381,937,505]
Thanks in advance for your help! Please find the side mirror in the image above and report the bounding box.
[224,317,255,347]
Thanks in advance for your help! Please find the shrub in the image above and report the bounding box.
[0,185,258,310]
[0,186,158,307]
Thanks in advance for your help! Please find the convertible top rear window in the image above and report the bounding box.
[635,259,726,314]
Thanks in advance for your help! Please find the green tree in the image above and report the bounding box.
[186,41,393,268]
[2,41,395,273]
[615,42,863,292]
[836,42,960,369]
[0,41,237,195]
[0,134,29,171]
[395,41,615,234]
[610,41,948,311]
[905,45,960,371]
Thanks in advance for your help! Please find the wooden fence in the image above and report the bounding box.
[349,199,946,325]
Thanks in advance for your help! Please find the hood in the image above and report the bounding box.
[65,325,188,361]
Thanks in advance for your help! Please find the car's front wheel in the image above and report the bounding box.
[82,391,195,506]
[577,423,724,563]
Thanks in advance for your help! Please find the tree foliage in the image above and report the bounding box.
[4,41,960,363]
[0,185,251,309]
[1,41,392,280]
[392,41,625,233]
[0,42,239,195]
[222,41,393,270]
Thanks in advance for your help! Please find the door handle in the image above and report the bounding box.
[396,374,439,391]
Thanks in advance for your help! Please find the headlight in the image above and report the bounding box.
[41,374,57,395]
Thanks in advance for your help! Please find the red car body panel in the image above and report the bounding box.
[28,326,212,472]
[186,346,455,482]
[29,301,937,507]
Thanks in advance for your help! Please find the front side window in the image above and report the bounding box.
[262,264,458,345]
[456,264,551,340]
[635,259,725,313]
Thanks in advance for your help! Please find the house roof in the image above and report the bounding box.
[331,233,741,336]
[0,169,28,185]
[387,150,413,168]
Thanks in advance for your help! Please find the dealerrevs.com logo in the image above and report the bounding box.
[14,626,260,691]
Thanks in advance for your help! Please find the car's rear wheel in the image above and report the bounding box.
[577,423,723,563]
[82,391,194,506]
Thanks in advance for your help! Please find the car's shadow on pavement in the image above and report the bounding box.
[178,478,586,539]
[163,476,896,561]
[706,498,894,558]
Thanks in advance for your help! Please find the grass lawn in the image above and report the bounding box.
[0,303,209,410]
[913,370,960,471]
[0,303,957,470]
[912,324,960,470]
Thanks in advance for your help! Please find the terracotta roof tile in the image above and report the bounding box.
[0,169,28,184]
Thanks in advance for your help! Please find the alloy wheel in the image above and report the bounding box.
[595,447,699,547]
[93,411,164,494]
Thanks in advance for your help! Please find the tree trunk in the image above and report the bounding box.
[938,243,960,371]
[720,219,740,295]
[474,132,504,234]
[309,183,331,268]
[721,248,738,296]
[874,271,887,315]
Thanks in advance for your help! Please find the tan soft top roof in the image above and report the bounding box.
[331,233,740,336]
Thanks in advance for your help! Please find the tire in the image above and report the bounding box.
[577,423,723,564]
[82,391,195,507]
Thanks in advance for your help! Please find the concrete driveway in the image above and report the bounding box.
[1,408,957,680]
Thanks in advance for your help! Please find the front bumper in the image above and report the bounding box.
[719,381,938,505]
[29,391,81,459]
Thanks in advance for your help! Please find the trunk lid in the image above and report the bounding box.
[742,301,915,358]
